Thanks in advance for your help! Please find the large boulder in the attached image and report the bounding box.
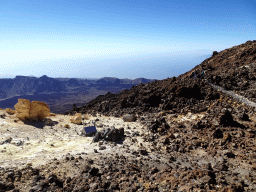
[92,127,124,142]
[14,99,50,121]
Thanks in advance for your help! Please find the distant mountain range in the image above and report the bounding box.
[0,75,155,114]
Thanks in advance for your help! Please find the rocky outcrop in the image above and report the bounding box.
[14,99,50,121]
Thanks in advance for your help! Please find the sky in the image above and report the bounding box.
[0,0,255,80]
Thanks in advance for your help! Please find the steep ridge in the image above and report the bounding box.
[66,40,256,117]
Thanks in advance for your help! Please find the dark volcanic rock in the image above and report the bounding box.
[92,127,124,142]
[123,114,137,122]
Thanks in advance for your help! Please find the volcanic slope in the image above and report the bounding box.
[66,40,256,117]
[63,40,256,191]
[0,40,256,192]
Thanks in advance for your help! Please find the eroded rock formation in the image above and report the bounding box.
[14,99,50,121]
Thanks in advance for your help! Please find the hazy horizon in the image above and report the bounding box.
[1,0,255,79]
[0,50,212,80]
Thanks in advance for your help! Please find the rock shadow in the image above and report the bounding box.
[23,119,59,129]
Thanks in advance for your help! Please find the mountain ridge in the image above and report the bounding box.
[0,76,155,114]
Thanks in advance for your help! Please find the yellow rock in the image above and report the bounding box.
[70,113,82,125]
[6,108,16,115]
[14,99,31,121]
[30,101,50,121]
[14,99,50,121]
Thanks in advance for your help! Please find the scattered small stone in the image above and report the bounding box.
[99,146,106,150]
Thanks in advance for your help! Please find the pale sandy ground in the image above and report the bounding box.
[0,109,205,171]
[0,110,151,169]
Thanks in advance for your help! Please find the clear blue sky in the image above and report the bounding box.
[1,0,255,79]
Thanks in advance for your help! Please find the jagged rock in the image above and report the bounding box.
[0,182,15,191]
[89,167,99,176]
[148,117,170,133]
[138,149,148,155]
[105,127,124,141]
[70,113,82,125]
[212,51,218,56]
[44,118,54,126]
[99,146,106,150]
[219,109,234,126]
[14,99,50,121]
[213,129,223,139]
[5,108,16,115]
[123,114,137,122]
[239,112,250,121]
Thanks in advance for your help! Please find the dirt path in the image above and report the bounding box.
[205,79,256,108]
